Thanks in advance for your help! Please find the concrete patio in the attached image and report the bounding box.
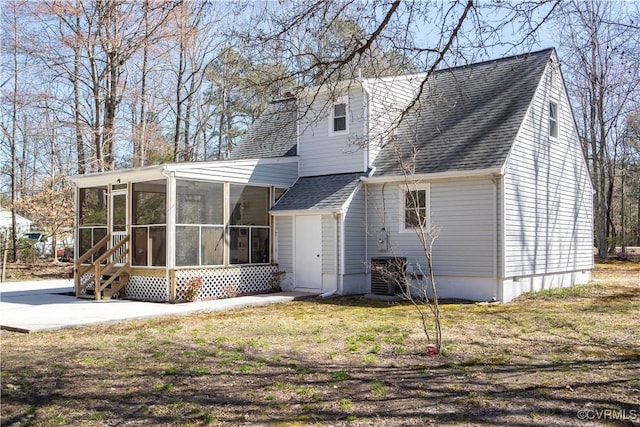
[0,279,315,333]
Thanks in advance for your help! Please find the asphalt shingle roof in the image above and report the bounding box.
[373,49,553,176]
[234,50,552,211]
[271,173,364,212]
[229,98,297,160]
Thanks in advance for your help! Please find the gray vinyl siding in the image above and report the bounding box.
[503,61,593,277]
[431,180,496,275]
[275,216,294,279]
[366,178,496,277]
[343,186,367,274]
[172,159,298,188]
[275,214,338,289]
[322,214,338,274]
[298,86,367,177]
[362,74,425,166]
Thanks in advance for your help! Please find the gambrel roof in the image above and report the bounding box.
[373,49,553,176]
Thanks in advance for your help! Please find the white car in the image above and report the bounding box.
[22,232,74,259]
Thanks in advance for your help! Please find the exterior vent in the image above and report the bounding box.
[370,257,406,296]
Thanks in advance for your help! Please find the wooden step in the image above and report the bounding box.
[101,287,122,299]
[100,273,130,300]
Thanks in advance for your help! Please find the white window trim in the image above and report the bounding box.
[328,97,349,136]
[549,99,559,139]
[399,183,430,233]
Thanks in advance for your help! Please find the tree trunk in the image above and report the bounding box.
[620,169,625,254]
[9,1,19,262]
[104,48,117,170]
[637,183,640,246]
[606,175,615,253]
[173,33,186,161]
[73,3,86,174]
[183,76,198,161]
[89,46,103,172]
[217,92,225,160]
[135,0,150,167]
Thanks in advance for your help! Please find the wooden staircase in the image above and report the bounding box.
[75,234,131,300]
[97,271,130,299]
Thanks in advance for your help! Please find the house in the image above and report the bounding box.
[69,48,593,303]
[0,209,33,235]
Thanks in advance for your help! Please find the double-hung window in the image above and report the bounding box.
[549,101,558,138]
[330,98,348,134]
[402,184,430,231]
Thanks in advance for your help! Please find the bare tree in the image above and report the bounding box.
[165,1,223,162]
[71,0,86,174]
[0,0,23,261]
[369,181,443,353]
[556,0,640,257]
[3,0,563,176]
[12,176,73,263]
[22,0,176,172]
[618,115,640,249]
[238,0,568,353]
[3,1,587,245]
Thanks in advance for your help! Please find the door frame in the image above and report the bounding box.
[109,187,129,265]
[294,214,323,292]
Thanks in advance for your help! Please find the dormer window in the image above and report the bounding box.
[549,101,558,138]
[330,98,348,135]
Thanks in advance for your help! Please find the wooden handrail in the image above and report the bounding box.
[75,233,131,299]
[94,235,130,300]
[76,233,110,297]
[99,263,130,292]
[76,233,110,266]
[75,233,114,281]
[94,235,129,266]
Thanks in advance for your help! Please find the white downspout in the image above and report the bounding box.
[364,181,369,294]
[321,289,337,298]
[499,174,507,302]
[322,211,342,299]
[336,211,343,295]
[363,86,370,173]
[492,173,502,302]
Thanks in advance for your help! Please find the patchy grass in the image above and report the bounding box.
[1,262,639,426]
[521,283,595,299]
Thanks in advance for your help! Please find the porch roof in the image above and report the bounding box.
[271,172,365,215]
[67,157,299,188]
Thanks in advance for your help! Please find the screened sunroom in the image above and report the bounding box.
[68,159,298,302]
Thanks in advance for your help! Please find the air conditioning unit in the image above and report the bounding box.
[370,257,406,296]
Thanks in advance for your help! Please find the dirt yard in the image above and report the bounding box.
[1,261,639,426]
[1,259,73,282]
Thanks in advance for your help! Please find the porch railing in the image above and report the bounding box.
[75,233,131,300]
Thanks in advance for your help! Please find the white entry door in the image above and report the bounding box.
[294,215,323,292]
